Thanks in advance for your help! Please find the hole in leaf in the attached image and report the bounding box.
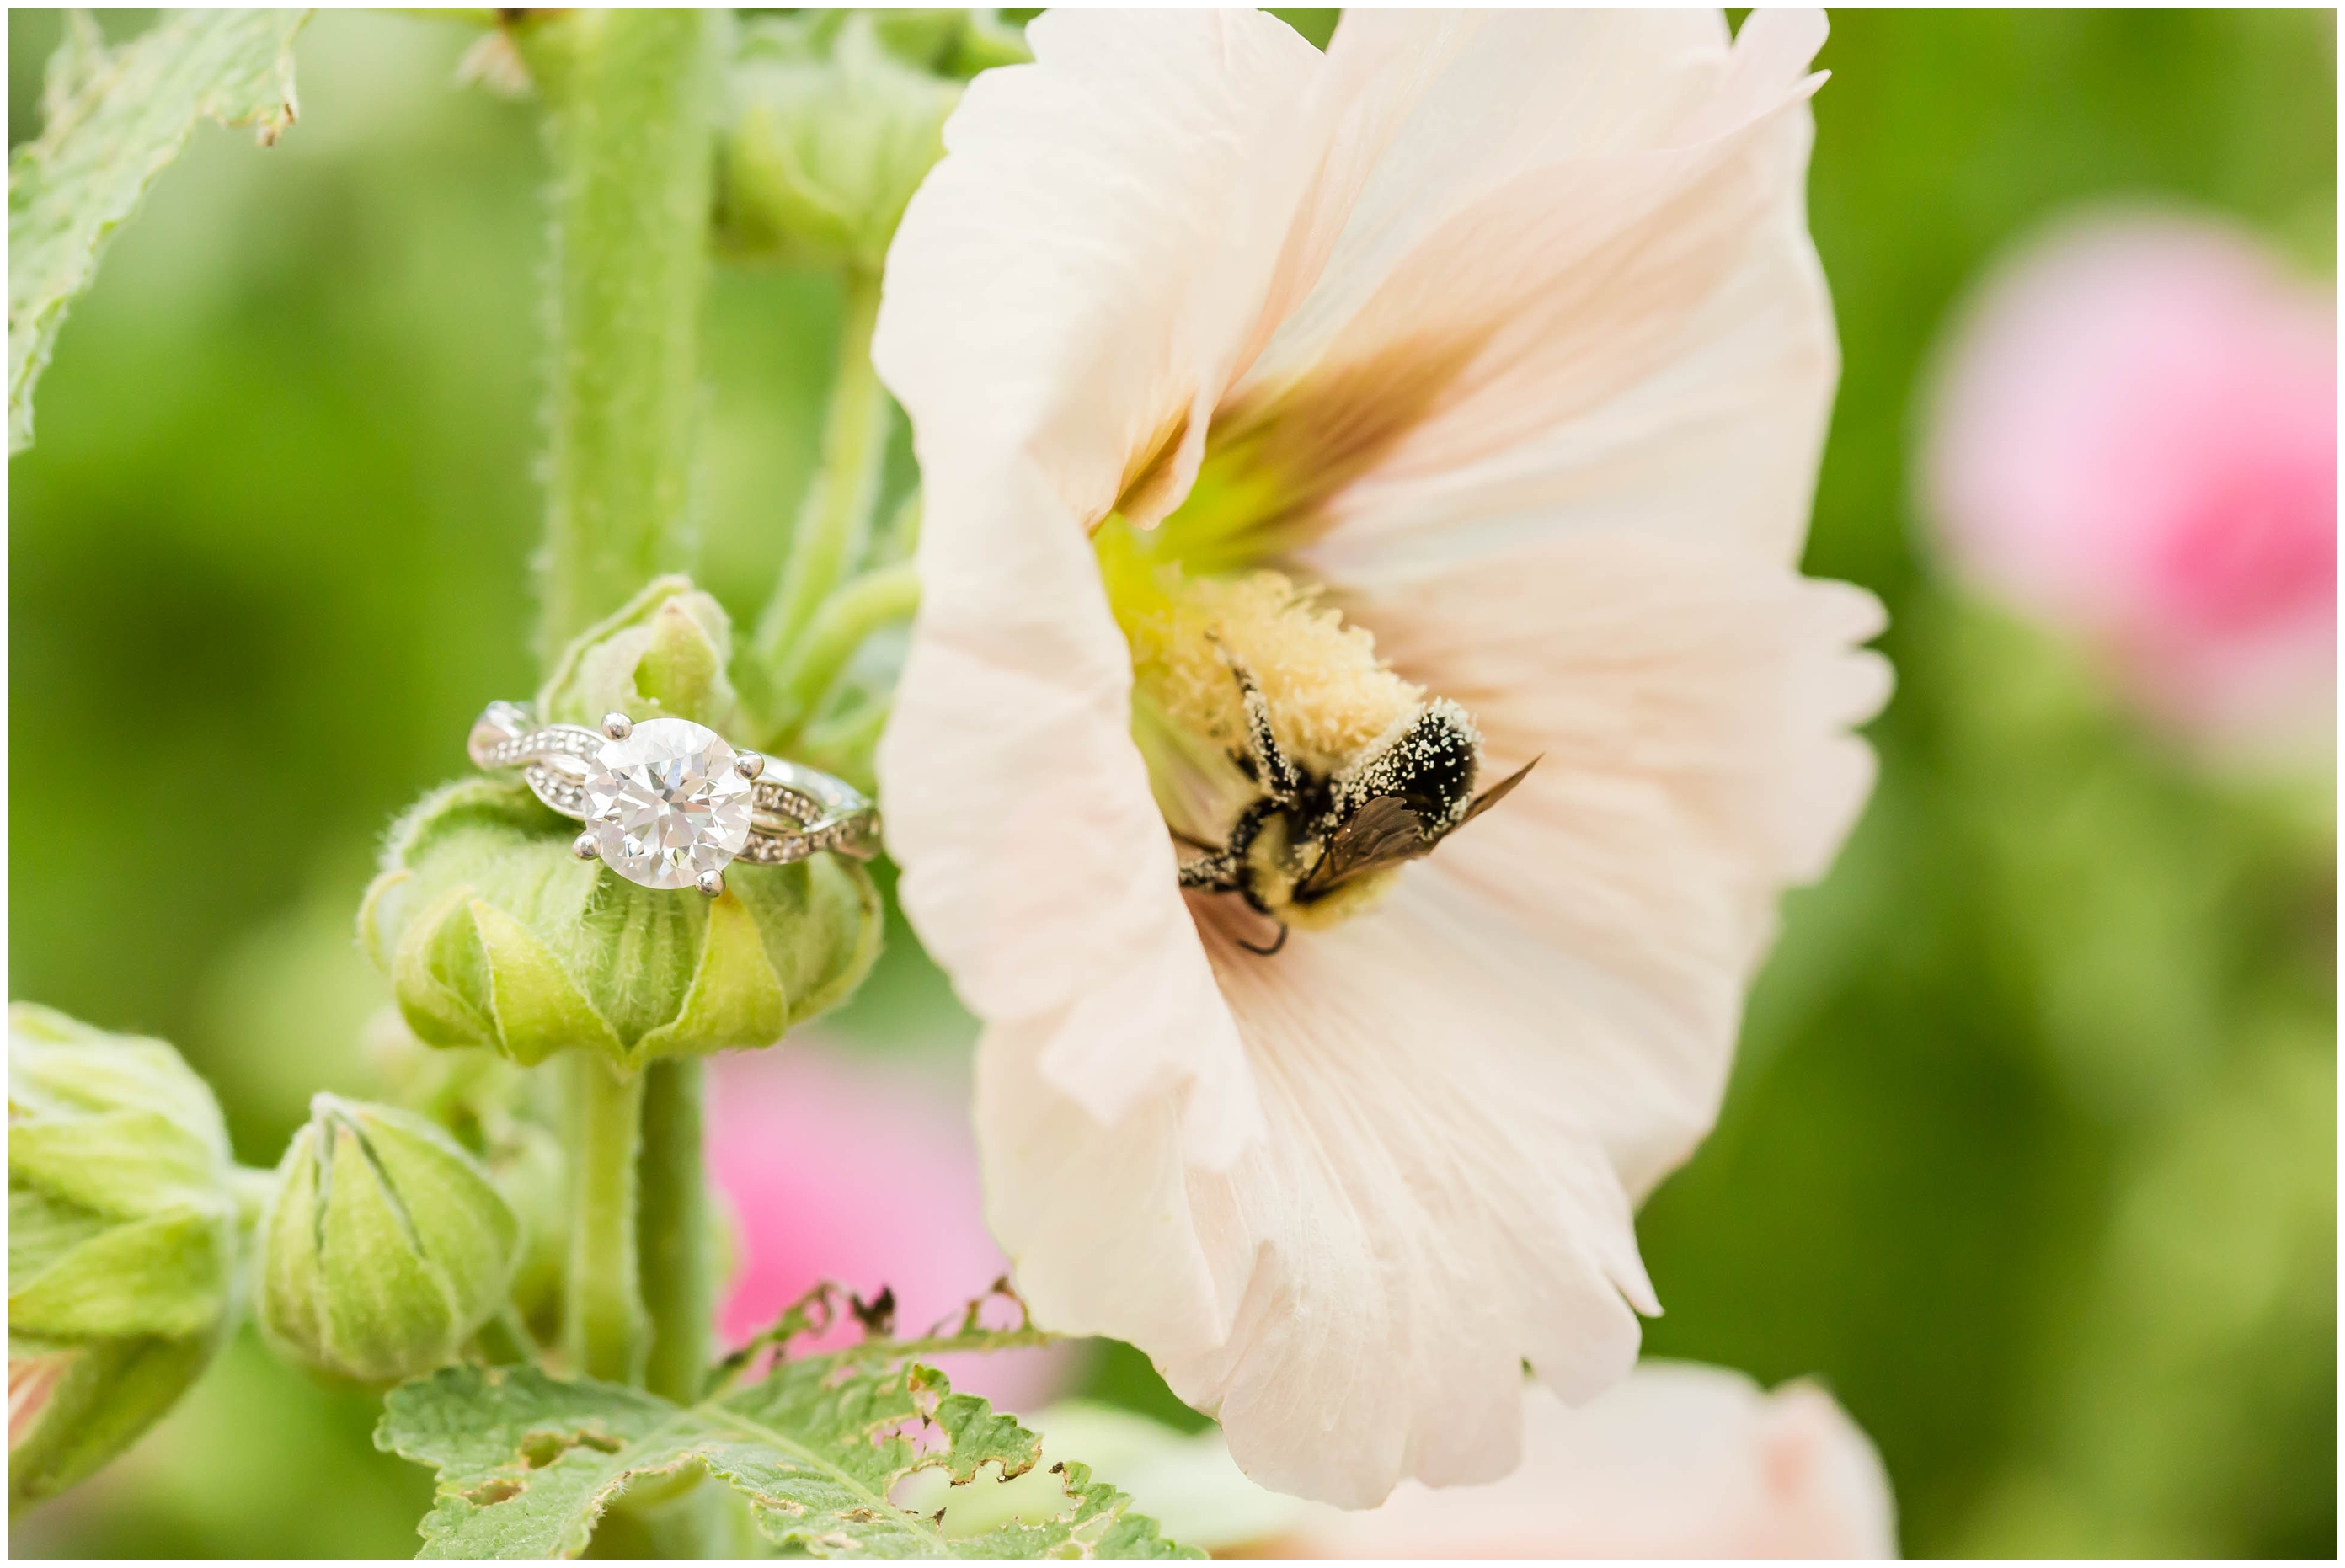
[889,1464,952,1517]
[462,1480,524,1507]
[521,1427,623,1469]
[928,1459,1081,1541]
[871,1414,949,1458]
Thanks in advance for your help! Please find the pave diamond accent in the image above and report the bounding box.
[581,717,755,890]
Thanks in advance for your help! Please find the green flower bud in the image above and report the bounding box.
[8,1004,242,1512]
[359,780,880,1068]
[259,1096,521,1385]
[715,12,973,273]
[537,574,740,731]
[363,573,884,1068]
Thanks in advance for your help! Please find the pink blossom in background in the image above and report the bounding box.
[706,1042,1072,1413]
[1921,208,2336,762]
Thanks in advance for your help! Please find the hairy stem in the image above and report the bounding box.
[755,270,890,674]
[518,9,723,655]
[518,6,717,1416]
[768,561,920,743]
[638,1058,712,1405]
[563,1054,647,1383]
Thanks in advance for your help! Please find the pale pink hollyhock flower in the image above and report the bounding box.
[1280,1367,1897,1558]
[1923,209,2337,761]
[873,10,1889,1504]
[1036,1362,1898,1558]
[705,1043,1069,1413]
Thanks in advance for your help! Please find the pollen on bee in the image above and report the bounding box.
[1126,569,1422,775]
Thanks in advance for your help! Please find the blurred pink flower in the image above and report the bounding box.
[706,1042,1071,1413]
[1922,209,2336,761]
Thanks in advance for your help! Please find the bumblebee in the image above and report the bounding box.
[1174,653,1533,953]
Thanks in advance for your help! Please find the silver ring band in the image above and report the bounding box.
[467,701,879,893]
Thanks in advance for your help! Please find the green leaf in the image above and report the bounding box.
[8,8,311,454]
[377,1324,1200,1559]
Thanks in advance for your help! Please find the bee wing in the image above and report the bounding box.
[1297,795,1432,899]
[1295,760,1539,903]
[1452,755,1540,831]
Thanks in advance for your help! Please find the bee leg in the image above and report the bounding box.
[1222,654,1303,803]
[1175,798,1276,893]
[1236,921,1290,957]
[1178,852,1242,891]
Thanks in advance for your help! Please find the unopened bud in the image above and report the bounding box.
[259,1096,520,1385]
[537,574,739,731]
[8,1005,241,1510]
[360,575,883,1068]
[715,12,968,273]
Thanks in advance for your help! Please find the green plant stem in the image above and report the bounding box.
[517,3,718,1416]
[517,9,724,654]
[637,1058,711,1405]
[563,1054,646,1384]
[768,561,920,742]
[473,1305,537,1368]
[797,696,893,794]
[756,270,889,673]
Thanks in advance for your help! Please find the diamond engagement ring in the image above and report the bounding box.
[467,701,880,895]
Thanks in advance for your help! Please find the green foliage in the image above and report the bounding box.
[377,1337,1199,1558]
[1635,15,2336,1555]
[866,11,1034,82]
[8,1005,244,1511]
[8,8,307,453]
[259,1096,522,1385]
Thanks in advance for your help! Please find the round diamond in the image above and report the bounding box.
[582,717,754,889]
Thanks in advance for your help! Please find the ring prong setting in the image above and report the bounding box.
[573,829,601,861]
[696,869,725,899]
[734,752,766,781]
[601,712,633,740]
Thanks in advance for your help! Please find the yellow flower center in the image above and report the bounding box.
[1091,339,1494,937]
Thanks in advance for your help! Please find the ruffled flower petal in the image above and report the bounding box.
[1346,536,1887,1196]
[1168,885,1654,1504]
[874,8,1328,526]
[877,447,1263,1166]
[1285,11,1837,579]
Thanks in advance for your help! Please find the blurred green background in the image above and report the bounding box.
[8,8,2334,1558]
